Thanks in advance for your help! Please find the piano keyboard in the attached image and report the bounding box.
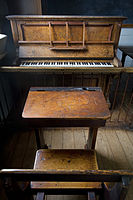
[20,61,114,68]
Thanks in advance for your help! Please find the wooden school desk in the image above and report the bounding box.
[22,87,110,150]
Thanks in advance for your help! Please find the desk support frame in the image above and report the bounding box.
[87,128,98,150]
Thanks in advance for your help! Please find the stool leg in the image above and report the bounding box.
[35,129,41,150]
[85,127,98,150]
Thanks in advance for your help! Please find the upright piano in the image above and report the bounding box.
[6,16,126,97]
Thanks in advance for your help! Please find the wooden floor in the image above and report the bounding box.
[1,126,133,200]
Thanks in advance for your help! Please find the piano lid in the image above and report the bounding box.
[7,15,127,59]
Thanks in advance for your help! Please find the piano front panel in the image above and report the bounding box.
[19,44,114,58]
[23,24,50,41]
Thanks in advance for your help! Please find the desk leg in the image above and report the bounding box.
[35,129,48,150]
[85,127,98,150]
[35,129,41,150]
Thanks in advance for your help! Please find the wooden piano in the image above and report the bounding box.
[6,16,126,97]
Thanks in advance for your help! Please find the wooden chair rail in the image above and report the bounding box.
[1,169,133,183]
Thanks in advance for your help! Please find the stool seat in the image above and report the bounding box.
[31,149,102,190]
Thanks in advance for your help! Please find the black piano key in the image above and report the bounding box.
[25,62,30,65]
[69,62,75,65]
[64,62,68,65]
[44,62,50,65]
[106,62,112,65]
[38,62,43,65]
[57,62,63,65]
[88,62,94,65]
[51,62,55,65]
[31,62,37,65]
[82,62,89,65]
[94,62,101,65]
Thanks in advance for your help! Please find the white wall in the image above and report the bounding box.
[117,28,133,67]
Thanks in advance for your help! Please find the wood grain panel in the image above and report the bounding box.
[19,44,114,58]
[22,88,110,119]
[31,149,101,190]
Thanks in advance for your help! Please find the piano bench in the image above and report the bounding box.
[31,149,102,192]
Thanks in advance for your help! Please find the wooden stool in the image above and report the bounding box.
[31,149,102,193]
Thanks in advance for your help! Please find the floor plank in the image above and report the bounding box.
[62,128,75,149]
[96,128,115,170]
[116,128,133,169]
[73,128,86,149]
[126,129,133,146]
[51,128,63,149]
[105,127,130,170]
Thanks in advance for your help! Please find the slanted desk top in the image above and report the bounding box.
[22,87,110,128]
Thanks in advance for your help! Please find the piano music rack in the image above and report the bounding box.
[6,16,126,59]
[19,21,115,51]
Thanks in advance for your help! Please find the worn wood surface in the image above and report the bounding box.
[22,87,110,150]
[22,87,110,120]
[1,168,133,181]
[31,149,100,190]
[18,45,114,59]
[33,149,98,170]
[1,66,133,73]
